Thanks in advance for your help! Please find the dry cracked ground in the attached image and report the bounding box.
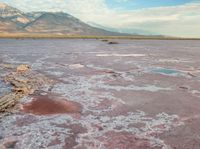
[0,39,200,149]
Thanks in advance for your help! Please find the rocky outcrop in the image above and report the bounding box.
[16,64,30,73]
[0,64,52,113]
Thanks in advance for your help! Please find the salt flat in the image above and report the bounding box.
[0,39,200,149]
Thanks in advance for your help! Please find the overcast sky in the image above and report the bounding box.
[1,0,200,37]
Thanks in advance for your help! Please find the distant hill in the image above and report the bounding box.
[24,12,124,36]
[0,3,127,36]
[87,22,157,35]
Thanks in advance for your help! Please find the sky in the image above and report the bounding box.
[1,0,200,37]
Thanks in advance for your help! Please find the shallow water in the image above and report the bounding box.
[151,68,180,76]
[0,39,200,149]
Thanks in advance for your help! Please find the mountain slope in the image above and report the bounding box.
[0,3,30,26]
[0,17,20,33]
[24,12,124,35]
[25,12,45,21]
[0,3,126,36]
[88,22,156,35]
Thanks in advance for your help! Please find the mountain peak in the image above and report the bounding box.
[0,3,124,36]
[0,3,30,25]
[0,3,22,16]
[0,3,8,8]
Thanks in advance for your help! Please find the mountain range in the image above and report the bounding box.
[0,3,128,36]
[87,22,157,36]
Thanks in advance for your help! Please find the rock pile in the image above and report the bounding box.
[0,64,52,113]
[16,64,30,73]
[108,41,119,44]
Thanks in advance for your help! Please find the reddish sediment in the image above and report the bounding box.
[98,131,157,149]
[21,94,82,115]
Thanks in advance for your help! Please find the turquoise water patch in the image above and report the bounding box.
[151,68,180,76]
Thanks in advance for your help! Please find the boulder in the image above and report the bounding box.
[16,64,30,73]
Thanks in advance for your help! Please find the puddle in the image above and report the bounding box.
[150,68,180,76]
[21,94,82,115]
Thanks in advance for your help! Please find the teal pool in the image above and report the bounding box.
[151,68,180,76]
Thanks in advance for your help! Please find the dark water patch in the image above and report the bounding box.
[21,94,82,115]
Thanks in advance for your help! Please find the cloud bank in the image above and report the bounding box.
[1,0,200,37]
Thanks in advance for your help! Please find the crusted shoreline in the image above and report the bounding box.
[0,64,52,113]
